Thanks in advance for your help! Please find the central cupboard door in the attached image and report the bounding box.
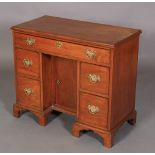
[54,57,77,115]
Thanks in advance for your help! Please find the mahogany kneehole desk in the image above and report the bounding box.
[11,16,141,148]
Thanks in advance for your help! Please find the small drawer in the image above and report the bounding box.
[79,93,108,129]
[16,49,40,78]
[80,63,109,95]
[16,76,41,108]
[14,33,110,65]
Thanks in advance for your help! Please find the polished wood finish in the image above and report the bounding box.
[72,122,114,148]
[14,33,111,66]
[80,63,110,95]
[16,76,41,108]
[109,36,140,129]
[11,16,141,148]
[16,48,40,78]
[41,54,53,110]
[79,92,108,129]
[54,57,77,115]
[12,15,141,48]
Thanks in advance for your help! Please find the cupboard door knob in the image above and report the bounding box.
[55,41,63,48]
[88,74,101,83]
[85,49,96,58]
[23,59,32,67]
[26,38,35,46]
[24,88,33,96]
[88,105,99,114]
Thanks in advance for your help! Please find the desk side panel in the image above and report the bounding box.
[110,35,140,129]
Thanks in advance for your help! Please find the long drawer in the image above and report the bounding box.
[14,33,111,66]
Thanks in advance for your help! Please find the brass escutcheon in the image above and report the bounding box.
[24,88,33,96]
[56,80,61,85]
[26,38,35,46]
[23,59,32,67]
[55,41,63,48]
[88,74,101,83]
[88,105,100,114]
[85,49,96,58]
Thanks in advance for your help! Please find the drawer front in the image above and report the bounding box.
[16,49,40,78]
[14,33,110,65]
[79,93,108,129]
[17,76,41,108]
[80,63,109,95]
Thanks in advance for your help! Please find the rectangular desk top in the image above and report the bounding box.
[12,15,141,48]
